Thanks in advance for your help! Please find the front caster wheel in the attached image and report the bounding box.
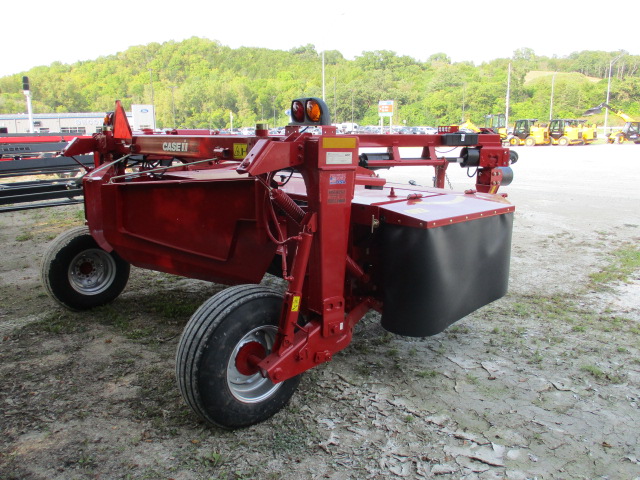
[176,285,301,429]
[41,226,130,310]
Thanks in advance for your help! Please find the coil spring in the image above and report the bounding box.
[271,188,305,223]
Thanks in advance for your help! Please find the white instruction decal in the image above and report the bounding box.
[326,152,353,165]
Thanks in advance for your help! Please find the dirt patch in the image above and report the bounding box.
[1,145,639,479]
[524,71,600,84]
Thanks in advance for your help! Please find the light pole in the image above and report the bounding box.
[604,52,624,136]
[461,84,466,122]
[351,91,354,125]
[331,77,338,122]
[169,86,177,127]
[322,51,325,101]
[22,76,34,133]
[149,69,155,106]
[272,96,276,129]
[505,63,511,129]
[549,72,556,122]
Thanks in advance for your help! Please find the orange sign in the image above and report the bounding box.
[378,100,394,117]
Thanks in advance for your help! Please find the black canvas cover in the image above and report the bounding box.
[380,213,513,337]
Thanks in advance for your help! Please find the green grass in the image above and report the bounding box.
[416,369,438,378]
[28,206,85,240]
[16,232,34,242]
[580,364,604,378]
[466,374,479,385]
[31,311,88,335]
[580,364,625,384]
[589,244,640,288]
[449,325,470,334]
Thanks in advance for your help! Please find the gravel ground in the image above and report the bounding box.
[1,143,639,479]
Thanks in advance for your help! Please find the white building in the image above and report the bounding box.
[0,105,155,134]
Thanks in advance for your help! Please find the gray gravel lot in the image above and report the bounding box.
[1,143,639,479]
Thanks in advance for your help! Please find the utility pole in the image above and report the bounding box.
[605,52,624,136]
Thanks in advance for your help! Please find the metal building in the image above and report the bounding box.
[0,105,155,134]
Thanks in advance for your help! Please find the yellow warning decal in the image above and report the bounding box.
[233,143,248,159]
[291,296,301,312]
[322,137,356,149]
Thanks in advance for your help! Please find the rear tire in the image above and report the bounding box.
[41,226,130,310]
[524,136,536,147]
[176,284,301,429]
[558,136,570,146]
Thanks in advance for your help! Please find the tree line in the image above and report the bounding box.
[0,38,638,129]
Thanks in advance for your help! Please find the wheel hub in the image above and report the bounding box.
[68,249,117,295]
[226,325,282,403]
[78,261,95,275]
[234,341,266,376]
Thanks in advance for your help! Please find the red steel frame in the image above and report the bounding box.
[64,100,515,383]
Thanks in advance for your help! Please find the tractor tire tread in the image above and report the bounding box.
[176,284,289,428]
[41,226,130,310]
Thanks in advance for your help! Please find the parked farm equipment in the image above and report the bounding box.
[0,133,94,212]
[42,98,517,428]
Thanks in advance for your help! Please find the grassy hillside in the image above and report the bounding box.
[1,40,638,128]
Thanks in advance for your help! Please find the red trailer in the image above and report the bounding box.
[42,98,517,428]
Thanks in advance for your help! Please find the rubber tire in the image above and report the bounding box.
[558,136,570,146]
[41,226,130,311]
[508,136,520,146]
[176,284,301,429]
[524,136,536,147]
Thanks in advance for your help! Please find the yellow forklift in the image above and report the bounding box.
[576,120,597,144]
[549,119,591,145]
[507,119,550,146]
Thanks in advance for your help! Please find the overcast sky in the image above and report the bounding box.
[2,0,635,79]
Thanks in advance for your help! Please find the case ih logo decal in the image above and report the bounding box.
[162,141,189,152]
